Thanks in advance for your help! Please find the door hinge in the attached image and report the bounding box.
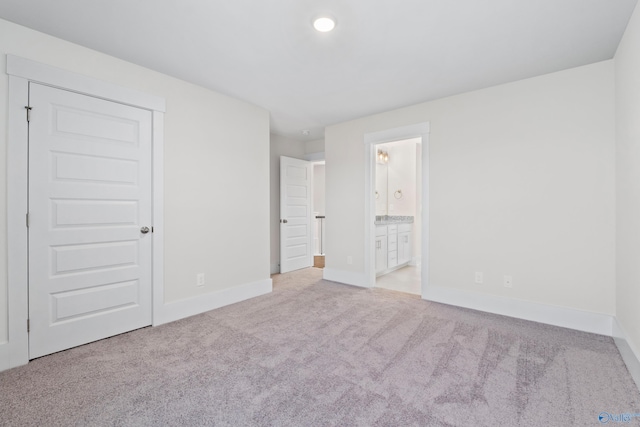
[26,212,29,228]
[151,226,154,233]
[27,319,30,333]
[25,106,32,123]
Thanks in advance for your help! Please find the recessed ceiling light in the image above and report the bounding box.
[313,16,336,32]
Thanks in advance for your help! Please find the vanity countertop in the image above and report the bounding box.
[375,215,414,225]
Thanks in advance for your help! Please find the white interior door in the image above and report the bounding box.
[28,83,153,359]
[280,156,313,273]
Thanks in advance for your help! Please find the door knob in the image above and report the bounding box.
[281,219,288,224]
[140,226,150,234]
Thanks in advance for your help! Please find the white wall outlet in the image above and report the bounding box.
[475,272,483,284]
[196,273,205,287]
[504,275,513,288]
[347,256,353,265]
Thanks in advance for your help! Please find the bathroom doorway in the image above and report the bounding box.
[363,122,430,297]
[374,138,422,294]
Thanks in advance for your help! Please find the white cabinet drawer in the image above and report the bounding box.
[398,223,412,233]
[387,224,398,234]
[388,240,397,251]
[375,226,387,237]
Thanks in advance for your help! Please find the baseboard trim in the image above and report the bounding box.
[0,341,10,372]
[424,285,613,336]
[323,268,370,288]
[0,334,29,373]
[154,278,273,326]
[613,318,640,391]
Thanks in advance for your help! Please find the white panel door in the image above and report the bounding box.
[28,83,153,358]
[280,156,313,273]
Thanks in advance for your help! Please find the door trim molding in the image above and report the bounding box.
[3,55,165,371]
[363,122,430,296]
[6,55,166,112]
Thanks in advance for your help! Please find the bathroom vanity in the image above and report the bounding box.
[375,216,413,276]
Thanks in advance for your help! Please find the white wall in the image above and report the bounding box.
[325,60,616,315]
[0,19,270,348]
[615,3,640,378]
[269,134,306,273]
[313,164,326,216]
[305,139,325,156]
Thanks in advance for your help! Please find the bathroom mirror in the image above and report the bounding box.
[374,138,420,218]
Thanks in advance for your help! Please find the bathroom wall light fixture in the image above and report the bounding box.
[377,150,389,164]
[313,16,336,32]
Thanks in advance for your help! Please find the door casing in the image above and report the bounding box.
[5,55,166,369]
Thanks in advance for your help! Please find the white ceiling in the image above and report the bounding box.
[1,0,637,141]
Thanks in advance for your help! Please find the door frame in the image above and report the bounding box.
[363,122,430,296]
[5,55,166,369]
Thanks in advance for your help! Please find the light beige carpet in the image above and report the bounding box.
[1,267,638,426]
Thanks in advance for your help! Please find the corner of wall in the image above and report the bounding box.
[613,318,640,391]
[322,268,370,288]
[614,0,640,393]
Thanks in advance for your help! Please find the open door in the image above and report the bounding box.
[280,156,313,273]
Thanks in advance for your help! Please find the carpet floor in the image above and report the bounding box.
[1,268,638,426]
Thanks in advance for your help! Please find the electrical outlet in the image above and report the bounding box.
[196,273,205,287]
[347,256,353,265]
[504,275,513,288]
[475,272,483,284]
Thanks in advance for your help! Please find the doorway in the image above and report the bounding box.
[279,156,313,273]
[312,161,326,268]
[374,138,422,295]
[278,156,326,273]
[363,123,430,297]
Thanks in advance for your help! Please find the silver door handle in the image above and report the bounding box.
[140,226,150,234]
